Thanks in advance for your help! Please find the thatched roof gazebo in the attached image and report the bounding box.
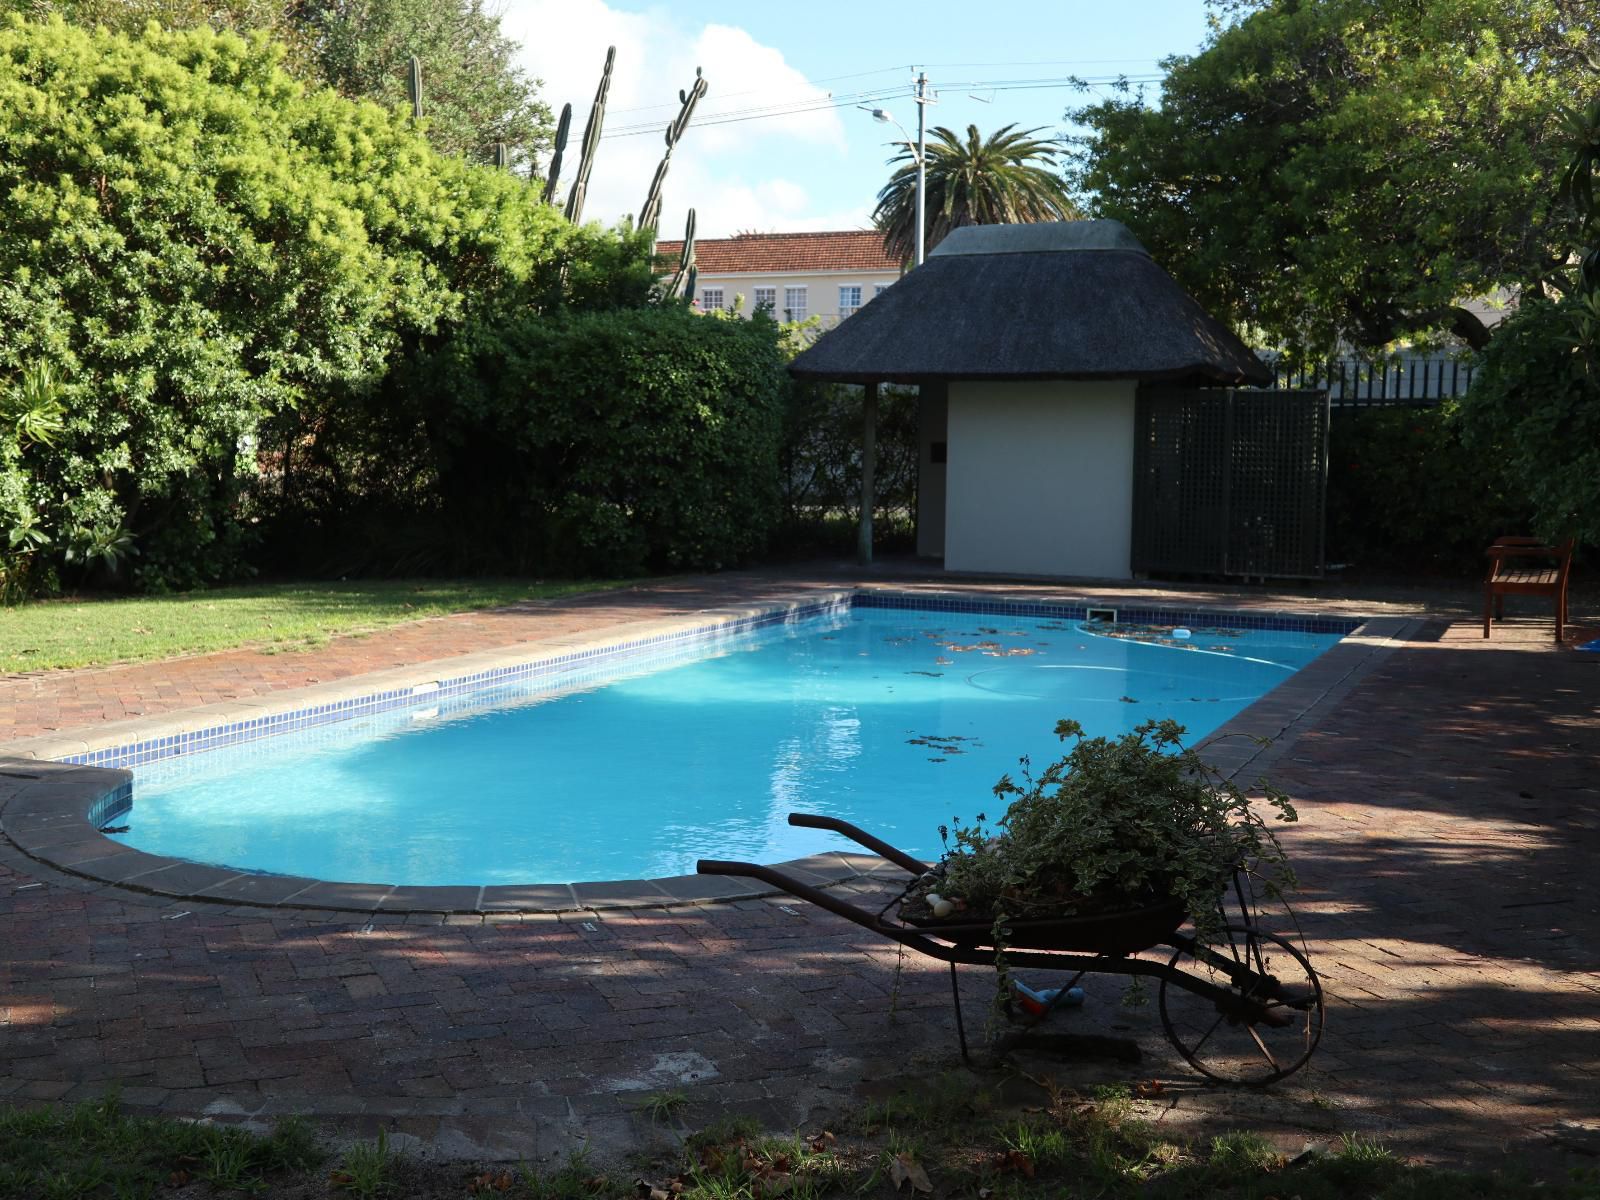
[791,221,1269,388]
[788,220,1275,578]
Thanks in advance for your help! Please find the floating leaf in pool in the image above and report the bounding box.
[934,656,953,665]
[1119,696,1139,703]
[928,757,947,763]
[905,670,944,678]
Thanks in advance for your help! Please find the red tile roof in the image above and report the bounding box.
[656,230,900,275]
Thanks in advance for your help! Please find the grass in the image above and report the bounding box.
[637,1090,691,1123]
[2,1086,1597,1200]
[0,1093,322,1198]
[0,577,638,672]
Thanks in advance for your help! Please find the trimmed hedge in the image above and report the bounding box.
[1325,406,1530,574]
[417,306,792,575]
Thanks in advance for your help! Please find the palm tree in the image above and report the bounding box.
[872,123,1080,263]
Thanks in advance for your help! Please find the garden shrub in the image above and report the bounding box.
[410,306,792,576]
[0,15,631,594]
[1324,404,1530,574]
[1456,298,1600,551]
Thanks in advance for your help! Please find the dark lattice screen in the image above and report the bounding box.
[1133,387,1328,580]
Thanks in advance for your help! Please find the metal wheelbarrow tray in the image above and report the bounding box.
[699,813,1324,1086]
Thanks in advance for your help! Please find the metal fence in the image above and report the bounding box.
[1264,354,1476,408]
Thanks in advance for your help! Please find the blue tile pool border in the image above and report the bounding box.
[55,594,856,772]
[0,588,1402,915]
[48,590,1361,772]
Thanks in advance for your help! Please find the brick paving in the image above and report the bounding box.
[1,568,1597,1168]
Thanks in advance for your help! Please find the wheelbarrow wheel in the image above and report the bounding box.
[1157,924,1324,1086]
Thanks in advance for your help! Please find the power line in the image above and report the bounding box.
[599,72,1163,140]
[602,85,914,139]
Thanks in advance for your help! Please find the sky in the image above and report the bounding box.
[499,0,1218,240]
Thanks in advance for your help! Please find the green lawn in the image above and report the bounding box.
[0,578,635,673]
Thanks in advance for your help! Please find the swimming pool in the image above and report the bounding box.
[107,602,1350,886]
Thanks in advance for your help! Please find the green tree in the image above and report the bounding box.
[6,0,317,74]
[1456,94,1600,549]
[1071,0,1598,358]
[872,123,1080,263]
[9,0,551,167]
[299,0,551,167]
[0,15,596,591]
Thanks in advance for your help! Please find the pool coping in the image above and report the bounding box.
[0,587,1418,917]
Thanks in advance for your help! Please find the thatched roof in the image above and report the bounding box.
[787,221,1270,387]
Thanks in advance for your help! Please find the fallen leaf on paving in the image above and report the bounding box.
[807,1130,836,1152]
[889,1152,933,1193]
[992,1150,1035,1178]
[1134,1078,1166,1098]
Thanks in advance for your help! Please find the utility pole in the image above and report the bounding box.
[857,70,932,567]
[913,69,928,266]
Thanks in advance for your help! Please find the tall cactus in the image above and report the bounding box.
[541,102,572,203]
[406,56,423,120]
[665,208,697,300]
[563,46,615,225]
[639,67,708,241]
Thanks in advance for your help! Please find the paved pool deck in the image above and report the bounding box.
[1,564,1597,1169]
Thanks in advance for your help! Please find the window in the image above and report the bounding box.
[753,286,776,313]
[875,283,892,298]
[838,285,863,318]
[784,285,807,322]
[700,287,724,312]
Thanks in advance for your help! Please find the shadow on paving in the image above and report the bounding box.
[1,617,1597,1170]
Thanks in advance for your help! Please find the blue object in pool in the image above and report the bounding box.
[1579,638,1600,653]
[112,608,1344,886]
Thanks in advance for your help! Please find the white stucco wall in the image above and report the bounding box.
[944,380,1136,579]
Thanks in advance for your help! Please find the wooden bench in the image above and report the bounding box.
[1484,537,1574,642]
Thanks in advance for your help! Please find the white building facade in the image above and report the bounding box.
[655,231,902,329]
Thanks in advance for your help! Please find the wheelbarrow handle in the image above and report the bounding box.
[785,813,930,875]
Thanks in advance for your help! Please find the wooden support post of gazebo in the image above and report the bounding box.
[858,381,877,565]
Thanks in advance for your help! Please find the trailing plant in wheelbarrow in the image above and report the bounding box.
[698,718,1324,1086]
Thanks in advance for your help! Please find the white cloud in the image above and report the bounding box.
[497,0,856,237]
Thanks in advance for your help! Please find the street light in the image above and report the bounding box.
[858,72,929,266]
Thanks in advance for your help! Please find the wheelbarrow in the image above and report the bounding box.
[699,813,1324,1085]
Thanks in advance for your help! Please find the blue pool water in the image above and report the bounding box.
[113,608,1345,885]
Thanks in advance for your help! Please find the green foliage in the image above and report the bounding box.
[779,382,919,555]
[1326,407,1531,572]
[0,15,608,594]
[1457,298,1600,547]
[926,719,1296,993]
[873,123,1080,263]
[300,0,552,167]
[1072,0,1596,357]
[0,359,66,599]
[412,305,791,575]
[6,0,319,73]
